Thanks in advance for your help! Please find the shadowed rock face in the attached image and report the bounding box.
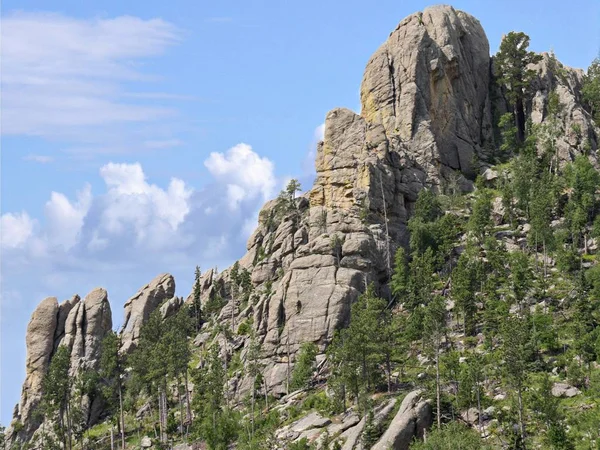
[120,273,176,354]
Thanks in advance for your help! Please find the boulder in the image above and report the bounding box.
[290,411,331,433]
[371,390,433,450]
[552,382,581,398]
[160,296,183,319]
[141,436,153,448]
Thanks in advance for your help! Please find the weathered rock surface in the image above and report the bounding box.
[525,53,599,166]
[371,390,432,450]
[8,297,59,442]
[121,273,175,353]
[552,382,581,398]
[361,5,493,182]
[8,289,113,445]
[186,5,599,401]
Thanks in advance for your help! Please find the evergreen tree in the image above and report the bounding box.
[327,285,386,412]
[192,344,238,449]
[390,247,409,301]
[164,307,193,438]
[41,345,72,450]
[290,342,318,391]
[423,295,447,430]
[99,331,126,449]
[509,251,532,311]
[129,310,171,443]
[411,422,492,449]
[582,57,600,125]
[495,32,542,142]
[192,265,203,331]
[452,246,482,336]
[467,189,493,243]
[501,315,533,448]
[529,375,573,450]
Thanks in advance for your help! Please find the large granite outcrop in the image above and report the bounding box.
[7,289,112,445]
[361,5,494,182]
[527,53,599,165]
[120,273,176,354]
[8,297,59,442]
[194,5,599,400]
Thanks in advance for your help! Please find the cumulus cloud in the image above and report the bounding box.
[205,143,276,209]
[1,12,181,141]
[303,123,325,175]
[44,184,92,250]
[1,143,279,268]
[314,123,325,141]
[0,212,35,249]
[96,162,193,247]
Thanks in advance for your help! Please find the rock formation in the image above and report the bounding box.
[120,273,176,354]
[195,5,599,400]
[7,4,600,447]
[9,297,59,442]
[371,390,432,450]
[7,289,112,444]
[360,5,494,182]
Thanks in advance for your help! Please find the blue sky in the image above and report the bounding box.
[1,0,599,425]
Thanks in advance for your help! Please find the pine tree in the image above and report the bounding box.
[495,32,542,142]
[99,331,126,449]
[327,284,386,413]
[423,295,447,430]
[582,57,600,125]
[467,189,493,243]
[452,247,482,336]
[192,265,203,331]
[290,342,318,391]
[391,247,409,301]
[501,315,533,448]
[42,345,73,450]
[192,344,238,448]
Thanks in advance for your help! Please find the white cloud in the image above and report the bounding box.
[23,154,54,163]
[205,143,276,208]
[303,123,325,175]
[1,12,181,139]
[2,145,281,287]
[0,212,35,249]
[97,162,193,246]
[314,123,325,141]
[44,184,92,250]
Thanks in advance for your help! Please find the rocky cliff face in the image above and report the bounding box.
[8,289,112,444]
[190,5,599,401]
[360,5,494,182]
[8,4,600,446]
[121,273,176,354]
[7,275,176,446]
[527,53,599,162]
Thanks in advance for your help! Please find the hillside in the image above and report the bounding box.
[4,4,600,450]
